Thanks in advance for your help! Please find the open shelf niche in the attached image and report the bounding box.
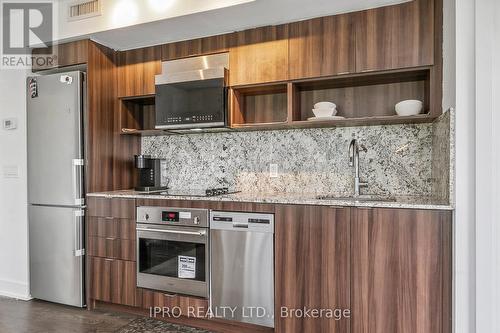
[229,67,435,129]
[119,95,163,135]
[229,84,289,128]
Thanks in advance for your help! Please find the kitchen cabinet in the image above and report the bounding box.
[351,208,452,333]
[289,14,355,79]
[117,46,162,97]
[274,205,351,333]
[32,40,89,71]
[355,0,434,72]
[162,34,229,61]
[88,235,136,261]
[90,256,138,307]
[139,289,209,318]
[229,25,289,86]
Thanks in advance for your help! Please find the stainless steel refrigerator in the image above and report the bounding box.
[27,71,86,307]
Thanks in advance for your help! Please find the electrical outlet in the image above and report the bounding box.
[269,164,278,178]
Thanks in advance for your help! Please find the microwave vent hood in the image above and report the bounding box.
[154,53,229,130]
[155,53,229,85]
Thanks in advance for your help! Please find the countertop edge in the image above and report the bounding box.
[86,192,454,211]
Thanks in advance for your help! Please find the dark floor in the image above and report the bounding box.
[0,297,214,333]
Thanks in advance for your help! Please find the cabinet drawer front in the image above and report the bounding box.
[139,289,209,318]
[87,197,135,219]
[88,217,136,240]
[88,237,136,261]
[90,256,137,307]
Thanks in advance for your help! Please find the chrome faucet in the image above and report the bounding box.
[348,139,368,197]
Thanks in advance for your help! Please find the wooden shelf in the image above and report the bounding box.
[289,113,435,128]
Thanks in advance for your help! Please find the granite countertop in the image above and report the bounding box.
[87,190,454,211]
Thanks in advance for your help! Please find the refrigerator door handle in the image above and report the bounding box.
[74,210,85,257]
[72,159,84,206]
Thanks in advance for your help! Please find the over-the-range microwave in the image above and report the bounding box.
[154,53,228,130]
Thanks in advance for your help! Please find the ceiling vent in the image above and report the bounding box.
[67,0,101,21]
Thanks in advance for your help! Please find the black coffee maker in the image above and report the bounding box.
[134,155,168,192]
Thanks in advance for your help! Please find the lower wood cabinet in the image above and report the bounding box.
[88,236,136,261]
[139,289,209,318]
[274,205,351,333]
[274,205,451,333]
[90,256,138,307]
[351,208,452,333]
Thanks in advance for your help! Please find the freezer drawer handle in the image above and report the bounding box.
[72,159,84,206]
[136,227,206,236]
[74,210,85,257]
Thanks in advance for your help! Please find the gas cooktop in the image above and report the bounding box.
[158,187,240,197]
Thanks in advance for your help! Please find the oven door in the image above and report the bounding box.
[136,223,209,298]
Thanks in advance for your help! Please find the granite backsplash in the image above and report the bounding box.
[141,116,452,200]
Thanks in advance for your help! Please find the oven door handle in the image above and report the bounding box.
[136,227,206,236]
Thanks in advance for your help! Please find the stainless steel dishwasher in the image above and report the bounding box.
[210,211,274,328]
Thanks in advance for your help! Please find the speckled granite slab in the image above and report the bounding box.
[431,109,454,205]
[142,124,433,197]
[87,190,453,211]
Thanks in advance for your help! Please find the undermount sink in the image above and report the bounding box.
[316,195,397,202]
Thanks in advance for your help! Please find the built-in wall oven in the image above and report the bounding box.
[136,206,209,298]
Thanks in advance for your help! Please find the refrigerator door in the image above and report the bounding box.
[29,205,85,307]
[27,72,84,207]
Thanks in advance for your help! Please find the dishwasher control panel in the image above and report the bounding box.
[210,211,274,233]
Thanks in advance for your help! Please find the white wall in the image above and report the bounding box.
[453,0,476,331]
[0,69,30,300]
[475,0,500,332]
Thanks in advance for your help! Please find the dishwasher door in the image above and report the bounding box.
[210,211,274,328]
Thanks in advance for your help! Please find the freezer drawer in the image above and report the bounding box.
[29,205,85,307]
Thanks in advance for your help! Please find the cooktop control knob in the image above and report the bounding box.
[193,216,200,225]
[145,214,149,220]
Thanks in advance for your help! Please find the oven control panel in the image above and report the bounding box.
[137,206,209,227]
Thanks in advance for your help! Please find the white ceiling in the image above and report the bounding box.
[73,0,410,50]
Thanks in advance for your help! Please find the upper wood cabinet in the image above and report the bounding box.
[275,205,351,333]
[351,207,452,333]
[229,25,289,86]
[117,46,161,97]
[162,34,229,61]
[289,14,355,79]
[32,40,89,71]
[355,0,435,72]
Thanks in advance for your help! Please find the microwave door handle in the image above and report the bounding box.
[136,227,206,236]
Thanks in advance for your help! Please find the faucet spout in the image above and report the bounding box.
[348,139,368,196]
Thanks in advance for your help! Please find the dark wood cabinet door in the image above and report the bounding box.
[275,205,351,333]
[32,40,89,71]
[161,34,229,61]
[289,14,355,79]
[229,25,289,86]
[351,208,452,333]
[90,257,137,307]
[117,46,161,97]
[355,0,434,72]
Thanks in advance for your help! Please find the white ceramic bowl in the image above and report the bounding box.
[395,100,423,116]
[314,101,336,110]
[312,108,337,118]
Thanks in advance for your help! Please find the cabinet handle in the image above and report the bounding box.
[104,217,114,220]
[164,293,177,298]
[105,237,116,241]
[104,258,115,262]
